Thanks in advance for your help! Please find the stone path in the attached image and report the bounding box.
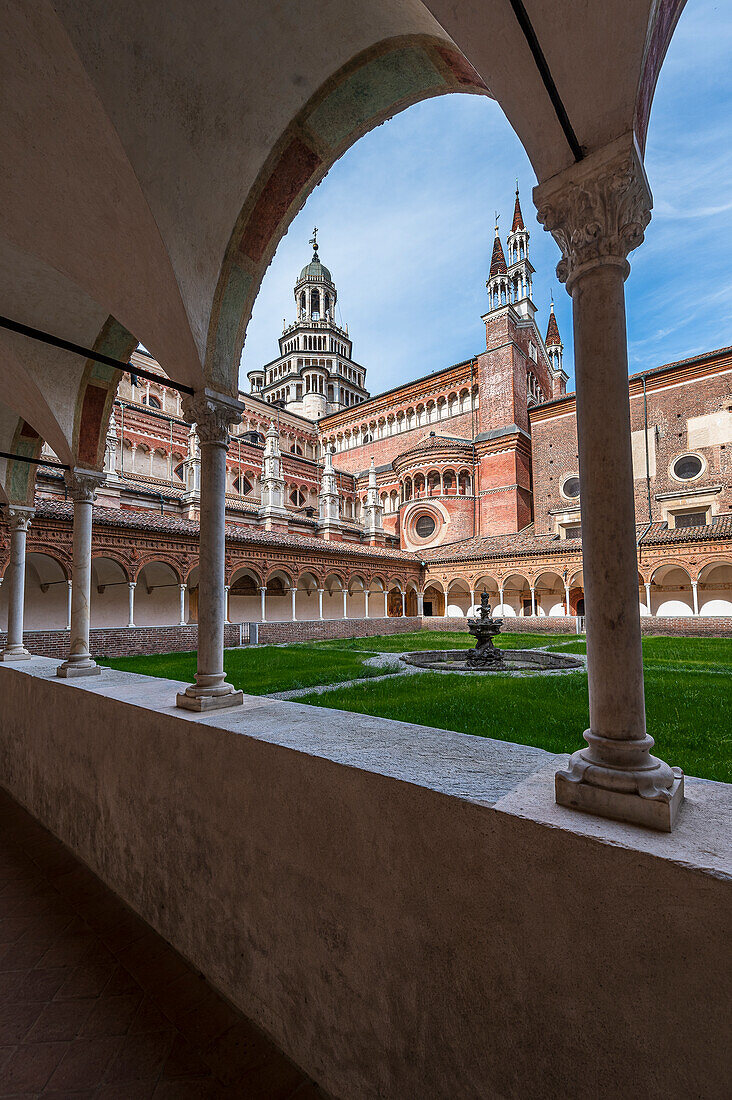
[0,788,325,1098]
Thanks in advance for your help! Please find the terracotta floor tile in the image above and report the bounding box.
[45,1035,123,1091]
[80,992,142,1037]
[0,790,317,1098]
[104,1027,176,1083]
[0,1040,69,1092]
[0,1001,43,1043]
[26,998,95,1042]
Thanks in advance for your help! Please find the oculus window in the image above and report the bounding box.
[562,476,581,499]
[415,514,436,538]
[672,454,703,480]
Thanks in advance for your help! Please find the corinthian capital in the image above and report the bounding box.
[182,389,245,446]
[8,506,34,533]
[64,468,105,503]
[534,133,652,289]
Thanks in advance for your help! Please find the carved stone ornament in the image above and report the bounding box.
[7,507,34,533]
[182,390,245,447]
[534,133,652,290]
[64,469,105,503]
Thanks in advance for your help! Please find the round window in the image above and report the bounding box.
[415,514,436,538]
[562,476,580,499]
[672,454,703,480]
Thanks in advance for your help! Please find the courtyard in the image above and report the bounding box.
[100,632,732,784]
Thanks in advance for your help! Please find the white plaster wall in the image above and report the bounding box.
[322,590,344,619]
[133,587,181,627]
[22,582,68,630]
[264,593,291,622]
[347,592,365,618]
[228,594,260,623]
[699,596,732,616]
[90,586,129,628]
[655,599,693,617]
[295,590,319,620]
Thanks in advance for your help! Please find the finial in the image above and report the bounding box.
[309,226,318,257]
[550,291,554,310]
[494,212,500,234]
[516,178,519,195]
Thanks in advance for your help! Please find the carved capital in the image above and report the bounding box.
[182,389,245,446]
[64,468,105,504]
[534,133,652,289]
[8,507,34,533]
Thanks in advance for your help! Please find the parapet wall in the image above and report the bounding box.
[0,661,728,1099]
[0,623,244,659]
[257,616,421,644]
[422,615,732,636]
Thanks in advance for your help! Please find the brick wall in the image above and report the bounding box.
[257,617,422,644]
[332,410,477,476]
[0,623,244,659]
[421,615,732,637]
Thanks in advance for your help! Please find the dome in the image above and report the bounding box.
[298,254,332,284]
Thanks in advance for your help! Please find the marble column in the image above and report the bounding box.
[127,582,136,628]
[58,470,104,677]
[530,586,536,617]
[224,585,230,624]
[536,133,682,829]
[176,391,244,711]
[364,590,370,619]
[691,581,699,616]
[66,580,72,630]
[498,585,504,614]
[317,587,324,620]
[1,507,34,661]
[565,585,571,616]
[645,582,652,616]
[401,590,406,617]
[179,584,187,625]
[342,589,348,619]
[417,592,424,616]
[290,587,297,621]
[259,586,267,622]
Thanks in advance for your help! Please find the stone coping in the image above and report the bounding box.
[5,657,730,876]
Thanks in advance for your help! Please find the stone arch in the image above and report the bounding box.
[650,563,693,617]
[533,570,566,617]
[135,559,183,626]
[696,561,732,616]
[446,577,471,618]
[499,572,531,618]
[90,554,130,628]
[18,551,70,632]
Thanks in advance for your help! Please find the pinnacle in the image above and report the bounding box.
[489,228,507,276]
[545,301,562,346]
[511,187,525,232]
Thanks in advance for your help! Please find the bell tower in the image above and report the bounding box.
[506,185,535,321]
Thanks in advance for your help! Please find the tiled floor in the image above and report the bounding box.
[0,789,325,1098]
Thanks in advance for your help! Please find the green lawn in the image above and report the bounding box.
[98,644,387,696]
[99,631,732,783]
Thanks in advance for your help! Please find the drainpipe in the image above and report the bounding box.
[636,372,654,548]
[470,359,477,537]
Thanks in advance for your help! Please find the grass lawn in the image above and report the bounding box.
[99,631,732,783]
[98,644,387,696]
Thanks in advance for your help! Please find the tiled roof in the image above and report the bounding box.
[31,500,420,563]
[511,189,525,232]
[489,231,507,276]
[422,517,732,564]
[545,303,561,346]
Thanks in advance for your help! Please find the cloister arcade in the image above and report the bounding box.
[324,386,479,454]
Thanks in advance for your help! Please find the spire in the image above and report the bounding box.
[309,225,318,261]
[511,183,525,232]
[545,299,562,346]
[489,222,507,276]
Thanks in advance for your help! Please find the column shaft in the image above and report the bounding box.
[1,510,33,661]
[58,473,101,677]
[127,582,136,628]
[342,589,348,619]
[66,579,73,630]
[176,391,244,711]
[179,584,187,625]
[260,587,267,622]
[317,588,324,620]
[691,582,699,616]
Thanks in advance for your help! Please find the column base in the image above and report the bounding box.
[0,647,31,661]
[57,661,101,678]
[556,769,684,832]
[176,687,243,712]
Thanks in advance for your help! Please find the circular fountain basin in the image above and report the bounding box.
[399,649,584,674]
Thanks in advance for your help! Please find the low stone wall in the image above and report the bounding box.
[0,661,728,1099]
[257,616,421,644]
[0,623,245,659]
[639,615,732,636]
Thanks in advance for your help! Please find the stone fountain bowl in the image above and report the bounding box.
[399,649,584,674]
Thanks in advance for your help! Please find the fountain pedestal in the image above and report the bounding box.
[466,593,505,668]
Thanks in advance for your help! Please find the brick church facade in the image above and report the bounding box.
[3,191,732,635]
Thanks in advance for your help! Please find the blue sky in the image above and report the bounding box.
[240,0,732,397]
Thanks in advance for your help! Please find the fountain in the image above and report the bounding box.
[465,591,505,668]
[399,591,585,675]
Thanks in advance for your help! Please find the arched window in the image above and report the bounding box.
[290,489,306,507]
[233,475,252,495]
[290,443,303,455]
[143,394,161,409]
[311,289,320,319]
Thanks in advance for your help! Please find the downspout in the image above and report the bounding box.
[470,359,477,537]
[637,373,654,548]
